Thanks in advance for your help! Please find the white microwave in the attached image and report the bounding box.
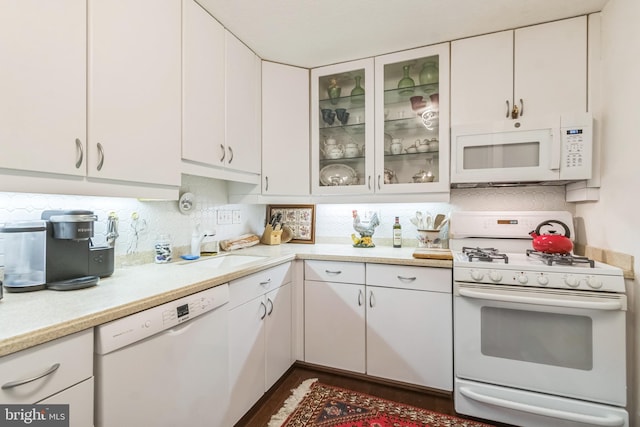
[451,113,592,186]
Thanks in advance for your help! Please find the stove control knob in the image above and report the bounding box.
[489,270,503,282]
[565,275,579,288]
[586,276,603,289]
[470,270,485,281]
[537,275,549,286]
[517,273,529,284]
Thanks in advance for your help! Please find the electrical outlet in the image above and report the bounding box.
[217,210,232,225]
[232,210,241,224]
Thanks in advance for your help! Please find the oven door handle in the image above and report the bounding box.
[459,386,626,426]
[458,288,625,311]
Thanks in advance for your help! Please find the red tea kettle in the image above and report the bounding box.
[529,220,573,254]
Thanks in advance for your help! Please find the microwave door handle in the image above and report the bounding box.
[458,288,625,311]
[459,387,626,426]
[549,128,561,170]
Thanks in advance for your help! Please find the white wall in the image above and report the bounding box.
[577,0,640,423]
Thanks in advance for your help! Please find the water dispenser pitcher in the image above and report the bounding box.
[0,220,47,292]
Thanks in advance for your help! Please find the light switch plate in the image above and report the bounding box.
[232,210,241,224]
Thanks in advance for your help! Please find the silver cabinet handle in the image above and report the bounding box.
[228,146,234,164]
[377,174,381,190]
[220,144,226,163]
[259,278,272,286]
[265,176,269,192]
[266,298,274,316]
[2,363,60,390]
[259,301,267,320]
[519,98,524,117]
[369,290,375,308]
[324,270,342,275]
[358,289,363,306]
[505,100,510,118]
[397,275,417,282]
[367,175,371,190]
[75,138,83,169]
[96,143,105,171]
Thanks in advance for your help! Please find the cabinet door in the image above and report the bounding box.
[304,281,365,373]
[451,31,513,125]
[311,59,375,195]
[515,16,587,117]
[228,296,266,425]
[88,0,181,186]
[374,44,450,194]
[38,377,93,427]
[265,283,293,390]
[225,31,261,174]
[182,0,225,165]
[0,0,86,177]
[366,286,453,390]
[262,61,310,196]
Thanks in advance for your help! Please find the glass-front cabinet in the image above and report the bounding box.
[311,59,374,195]
[311,44,449,197]
[374,43,450,194]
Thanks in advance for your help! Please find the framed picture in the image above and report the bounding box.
[266,204,316,244]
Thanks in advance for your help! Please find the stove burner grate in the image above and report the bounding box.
[462,247,509,264]
[526,250,595,268]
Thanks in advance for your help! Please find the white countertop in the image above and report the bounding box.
[0,244,451,357]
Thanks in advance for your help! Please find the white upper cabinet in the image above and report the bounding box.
[225,31,261,175]
[375,44,450,195]
[182,0,225,166]
[0,0,87,177]
[311,58,375,196]
[451,16,587,125]
[87,0,182,187]
[262,62,310,196]
[514,17,587,119]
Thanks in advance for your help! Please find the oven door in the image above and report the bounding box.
[451,116,561,184]
[454,283,627,406]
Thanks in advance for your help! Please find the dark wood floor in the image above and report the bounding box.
[235,363,511,427]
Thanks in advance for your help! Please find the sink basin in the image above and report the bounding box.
[177,254,265,268]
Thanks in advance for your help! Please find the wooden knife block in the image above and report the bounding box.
[261,225,282,245]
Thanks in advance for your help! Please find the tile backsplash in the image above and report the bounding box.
[0,178,572,266]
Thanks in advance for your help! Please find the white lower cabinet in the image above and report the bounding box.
[0,329,93,427]
[366,264,453,391]
[228,263,293,425]
[304,261,453,391]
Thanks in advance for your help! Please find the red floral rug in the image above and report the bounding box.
[268,379,494,427]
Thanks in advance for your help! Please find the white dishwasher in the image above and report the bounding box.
[94,284,229,427]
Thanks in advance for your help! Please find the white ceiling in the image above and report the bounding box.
[197,0,608,69]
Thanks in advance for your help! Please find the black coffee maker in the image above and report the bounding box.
[41,210,115,290]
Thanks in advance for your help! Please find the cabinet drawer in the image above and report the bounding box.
[229,262,292,309]
[305,260,365,284]
[366,264,451,293]
[0,329,93,404]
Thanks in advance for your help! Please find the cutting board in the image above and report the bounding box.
[412,248,453,260]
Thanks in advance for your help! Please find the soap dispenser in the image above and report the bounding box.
[190,225,203,257]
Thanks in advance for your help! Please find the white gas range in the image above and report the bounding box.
[449,211,628,427]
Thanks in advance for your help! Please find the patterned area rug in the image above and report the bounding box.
[268,379,494,427]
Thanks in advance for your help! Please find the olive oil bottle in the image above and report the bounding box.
[393,217,402,248]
